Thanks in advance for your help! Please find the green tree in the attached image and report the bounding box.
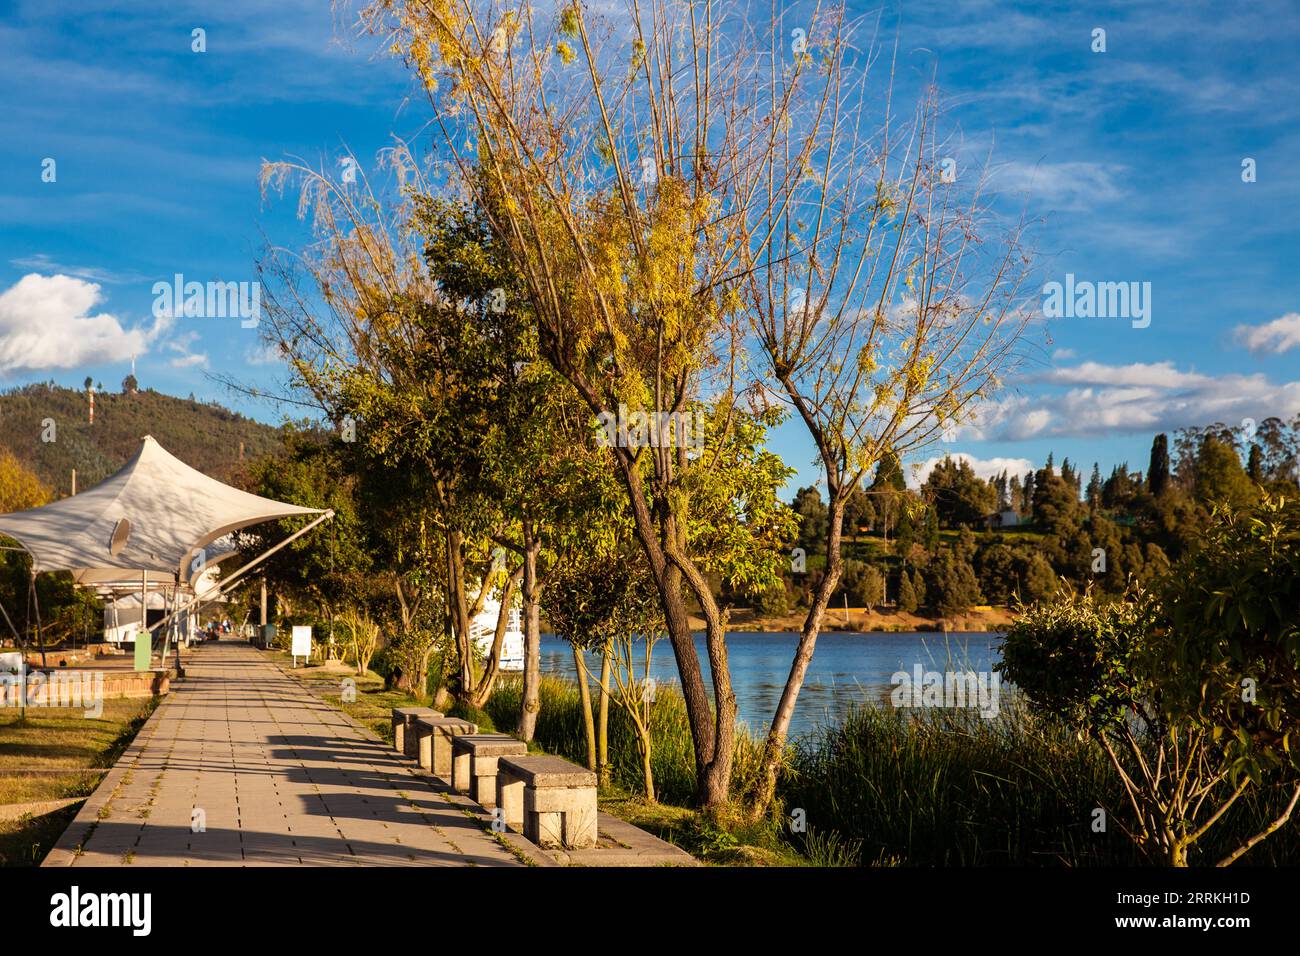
[929,550,981,616]
[1194,435,1258,509]
[840,560,884,608]
[1000,577,1300,867]
[792,486,829,559]
[896,570,918,613]
[923,456,997,528]
[1147,433,1170,496]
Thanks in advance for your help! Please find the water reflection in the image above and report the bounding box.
[539,630,1003,739]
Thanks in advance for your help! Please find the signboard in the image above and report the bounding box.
[0,651,23,710]
[291,625,312,666]
[134,632,152,671]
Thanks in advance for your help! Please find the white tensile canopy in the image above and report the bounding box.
[0,435,322,581]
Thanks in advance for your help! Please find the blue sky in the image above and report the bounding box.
[1,0,1297,494]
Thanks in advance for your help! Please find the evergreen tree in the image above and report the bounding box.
[1148,433,1171,496]
[1247,443,1264,484]
[1194,435,1258,509]
[1086,463,1103,510]
[911,568,927,608]
[931,550,982,616]
[897,570,918,613]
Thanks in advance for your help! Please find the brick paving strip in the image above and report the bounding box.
[41,641,528,868]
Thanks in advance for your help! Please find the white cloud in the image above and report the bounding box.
[968,360,1300,440]
[908,453,1035,489]
[1234,312,1300,355]
[165,330,209,369]
[7,254,148,285]
[0,273,164,374]
[1051,347,1076,361]
[989,160,1126,211]
[245,342,285,366]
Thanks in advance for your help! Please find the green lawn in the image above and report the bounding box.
[0,696,159,867]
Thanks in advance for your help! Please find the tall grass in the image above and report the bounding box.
[486,674,766,806]
[486,674,1299,865]
[781,697,1300,866]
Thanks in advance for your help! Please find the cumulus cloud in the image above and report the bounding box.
[967,360,1300,440]
[1234,312,1300,355]
[908,453,1035,489]
[0,273,166,374]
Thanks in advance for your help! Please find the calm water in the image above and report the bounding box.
[540,630,1003,739]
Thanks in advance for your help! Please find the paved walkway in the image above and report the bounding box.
[43,640,522,867]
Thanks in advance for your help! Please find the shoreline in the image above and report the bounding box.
[697,605,1017,634]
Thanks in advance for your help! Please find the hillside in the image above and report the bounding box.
[0,383,288,495]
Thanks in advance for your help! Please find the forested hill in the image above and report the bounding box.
[0,383,287,494]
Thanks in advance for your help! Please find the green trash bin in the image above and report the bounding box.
[261,623,276,649]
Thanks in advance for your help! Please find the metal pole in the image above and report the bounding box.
[147,510,334,637]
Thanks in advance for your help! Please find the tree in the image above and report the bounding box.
[1148,433,1170,496]
[1159,497,1300,863]
[1085,463,1103,510]
[792,486,829,559]
[1018,552,1058,603]
[122,374,139,395]
[365,0,863,810]
[1000,576,1300,867]
[1246,443,1264,484]
[840,560,884,608]
[0,449,51,513]
[923,457,998,528]
[929,550,981,617]
[896,571,918,613]
[1194,434,1257,510]
[543,541,666,799]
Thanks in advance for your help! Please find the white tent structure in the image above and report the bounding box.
[0,436,322,582]
[0,435,333,667]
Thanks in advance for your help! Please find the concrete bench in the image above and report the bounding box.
[413,716,477,777]
[496,755,598,849]
[451,734,528,806]
[391,707,443,757]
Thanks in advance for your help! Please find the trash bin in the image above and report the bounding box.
[260,623,276,649]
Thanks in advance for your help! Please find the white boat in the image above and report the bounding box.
[469,589,524,672]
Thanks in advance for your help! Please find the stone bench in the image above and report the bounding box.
[391,707,443,758]
[413,716,477,777]
[451,734,528,806]
[496,755,598,849]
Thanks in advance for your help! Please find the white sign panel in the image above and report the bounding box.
[0,652,22,674]
[291,626,312,659]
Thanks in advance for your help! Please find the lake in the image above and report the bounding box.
[540,630,1004,739]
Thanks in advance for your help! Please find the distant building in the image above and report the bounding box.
[987,509,1024,530]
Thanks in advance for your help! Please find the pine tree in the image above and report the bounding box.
[1086,463,1103,510]
[897,570,918,613]
[1148,433,1171,497]
[1247,443,1264,483]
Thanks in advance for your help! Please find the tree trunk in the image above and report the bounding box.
[750,489,847,819]
[519,528,542,741]
[468,565,521,708]
[637,723,655,802]
[615,454,731,808]
[597,652,611,785]
[573,645,597,771]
